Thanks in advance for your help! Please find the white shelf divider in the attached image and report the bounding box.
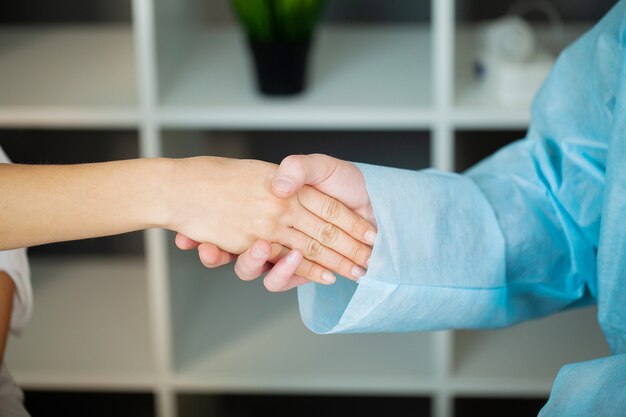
[133,0,177,416]
[432,0,455,415]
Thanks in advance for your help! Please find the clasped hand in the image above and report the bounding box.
[171,156,375,287]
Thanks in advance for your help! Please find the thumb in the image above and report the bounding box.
[270,154,339,198]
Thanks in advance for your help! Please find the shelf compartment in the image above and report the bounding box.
[0,25,138,127]
[162,129,431,171]
[0,0,132,24]
[168,247,437,394]
[452,307,610,390]
[24,390,155,417]
[158,25,433,129]
[454,396,547,417]
[6,257,155,389]
[453,24,592,129]
[454,130,523,172]
[177,393,431,417]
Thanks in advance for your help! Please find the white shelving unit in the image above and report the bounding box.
[2,1,608,417]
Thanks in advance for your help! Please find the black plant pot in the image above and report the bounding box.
[247,37,312,96]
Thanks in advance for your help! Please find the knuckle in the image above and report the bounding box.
[334,257,350,274]
[350,245,363,263]
[281,154,305,172]
[268,243,284,263]
[299,261,316,280]
[321,197,340,221]
[319,223,339,245]
[349,216,362,235]
[305,238,323,259]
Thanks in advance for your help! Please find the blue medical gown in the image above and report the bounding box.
[298,2,626,414]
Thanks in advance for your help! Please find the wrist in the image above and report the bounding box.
[155,156,223,233]
[140,157,179,230]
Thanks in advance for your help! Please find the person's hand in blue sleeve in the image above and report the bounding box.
[218,148,585,334]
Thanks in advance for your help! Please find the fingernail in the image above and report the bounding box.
[351,266,366,279]
[364,230,377,245]
[272,176,294,194]
[252,245,267,260]
[287,250,301,264]
[322,272,336,284]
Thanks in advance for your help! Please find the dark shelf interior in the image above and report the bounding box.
[455,0,614,22]
[0,1,131,24]
[455,130,523,173]
[163,130,431,171]
[455,396,547,417]
[178,394,431,417]
[24,391,155,417]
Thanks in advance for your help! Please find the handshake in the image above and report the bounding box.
[172,154,377,292]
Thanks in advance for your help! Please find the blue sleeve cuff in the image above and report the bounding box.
[297,161,591,334]
[298,163,515,334]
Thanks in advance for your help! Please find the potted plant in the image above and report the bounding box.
[231,0,327,96]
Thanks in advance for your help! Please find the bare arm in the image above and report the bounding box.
[0,159,170,251]
[0,157,374,284]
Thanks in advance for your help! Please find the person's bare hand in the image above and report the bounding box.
[178,154,376,291]
[172,156,375,287]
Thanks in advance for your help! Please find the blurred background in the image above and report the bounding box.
[0,1,616,416]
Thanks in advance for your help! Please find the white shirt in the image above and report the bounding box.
[0,147,33,332]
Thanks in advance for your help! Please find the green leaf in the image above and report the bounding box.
[230,0,326,42]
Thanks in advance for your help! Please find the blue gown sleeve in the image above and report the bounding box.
[298,4,626,416]
[539,353,626,417]
[298,148,599,334]
[297,1,625,335]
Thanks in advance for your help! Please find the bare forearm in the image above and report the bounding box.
[0,159,172,250]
